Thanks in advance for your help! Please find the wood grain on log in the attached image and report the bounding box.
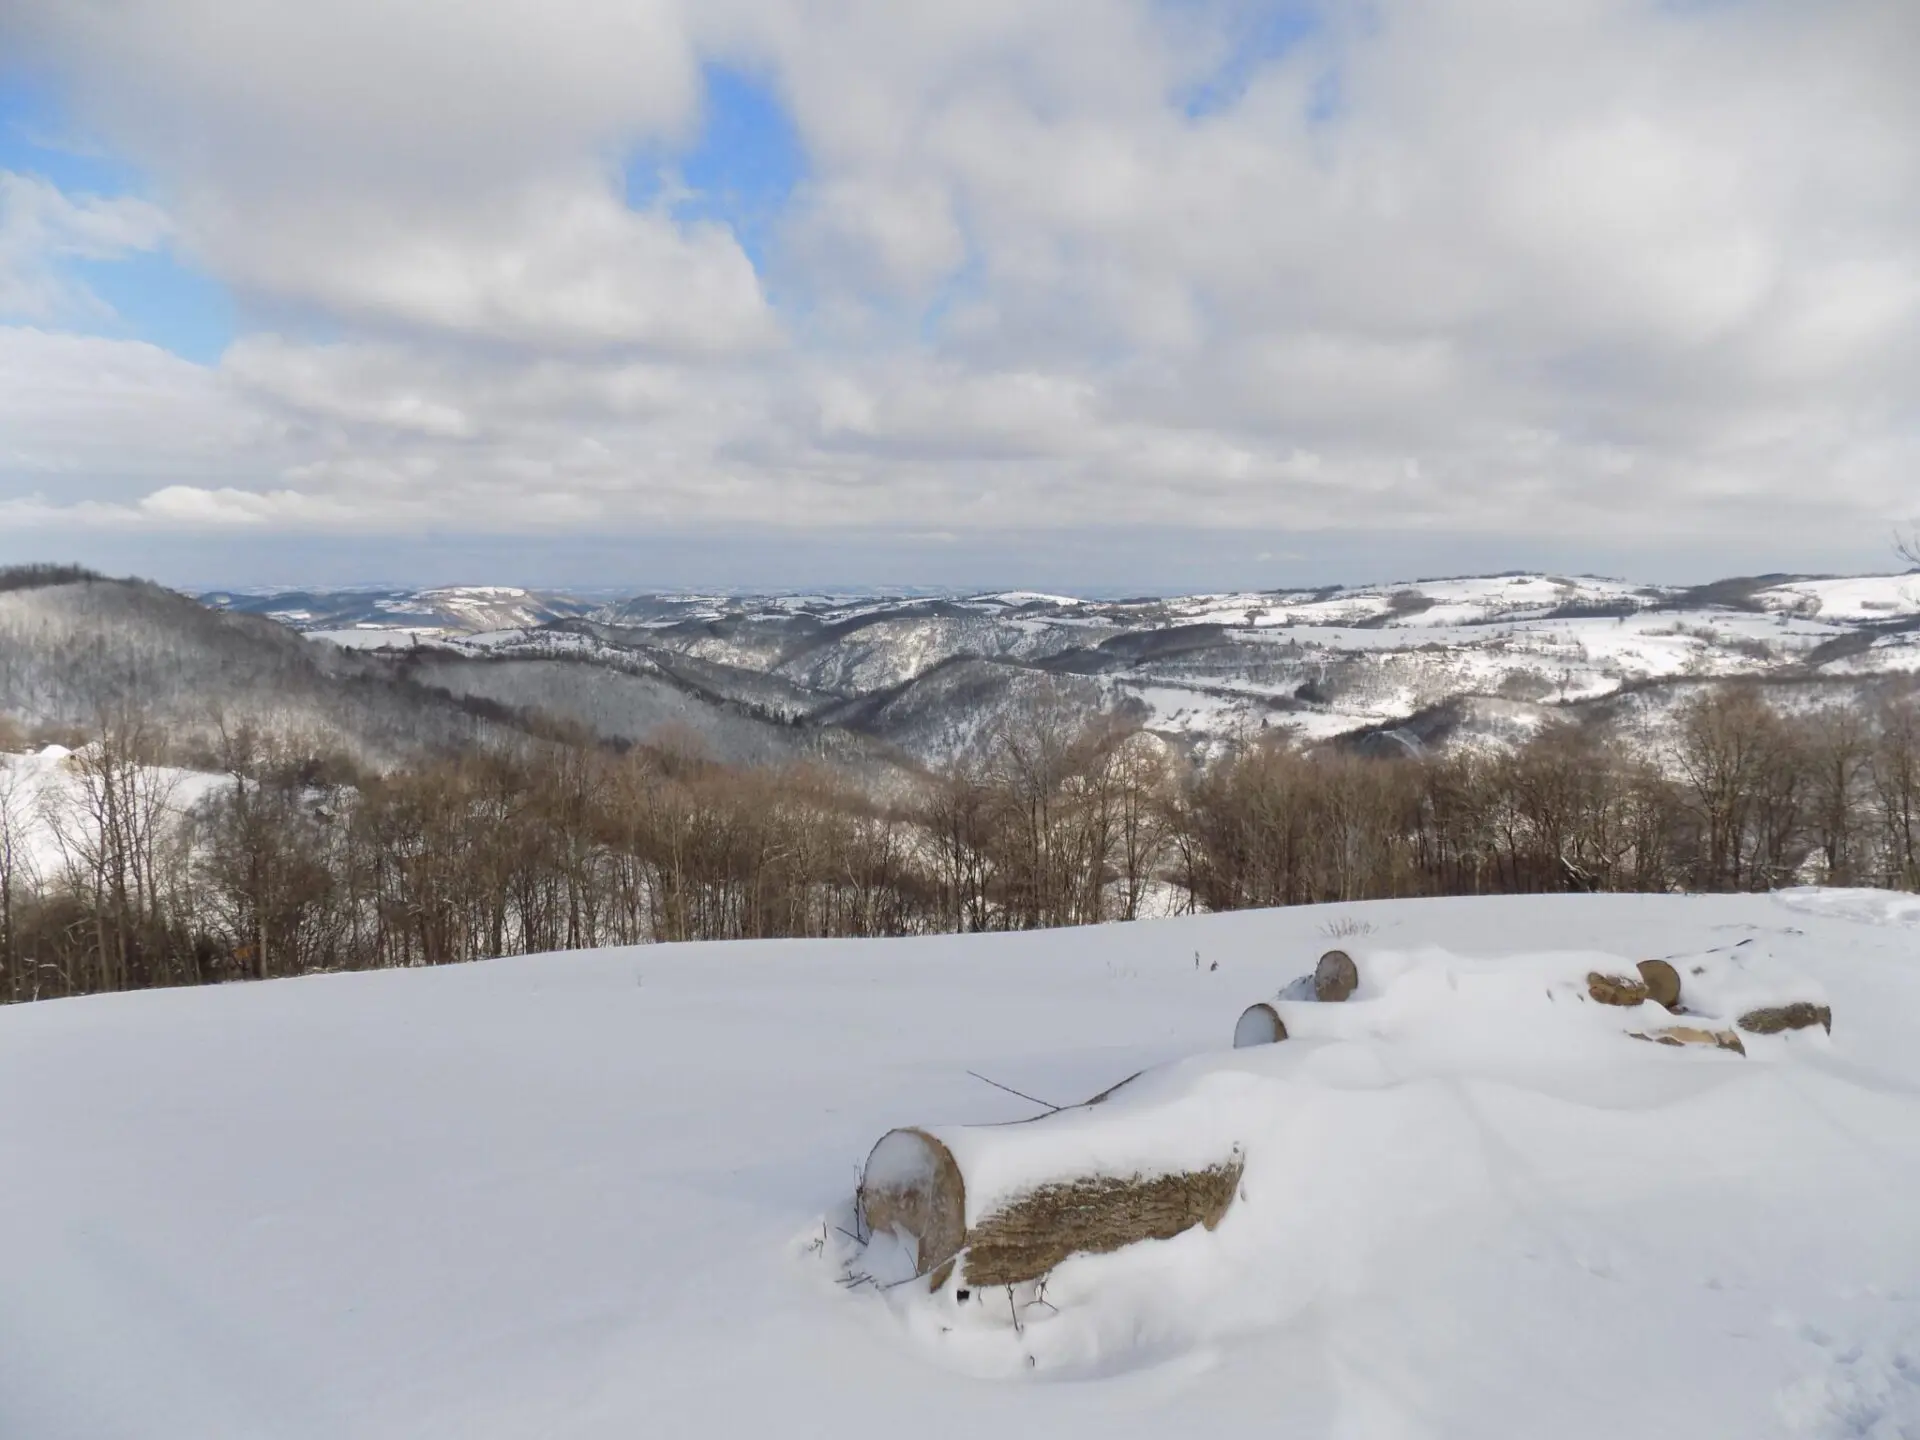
[1314,949,1360,1002]
[1635,959,1682,1010]
[1627,1024,1745,1055]
[1736,1002,1832,1035]
[1588,971,1650,1006]
[962,1156,1243,1289]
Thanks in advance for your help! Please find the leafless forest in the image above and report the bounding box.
[5,678,1920,1005]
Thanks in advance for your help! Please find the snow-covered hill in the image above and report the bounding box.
[0,578,540,767]
[222,571,1920,763]
[2,891,1916,1437]
[0,745,226,881]
[1756,574,1920,622]
[202,584,597,641]
[12,568,1920,772]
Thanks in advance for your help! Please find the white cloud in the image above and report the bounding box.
[0,172,171,319]
[204,177,780,354]
[0,327,277,485]
[1,0,1917,566]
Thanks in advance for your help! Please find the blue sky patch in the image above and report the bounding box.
[1,68,236,363]
[1175,2,1323,118]
[71,250,237,365]
[625,64,806,273]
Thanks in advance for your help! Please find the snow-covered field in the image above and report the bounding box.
[3,892,1918,1438]
[1758,576,1920,622]
[0,746,226,880]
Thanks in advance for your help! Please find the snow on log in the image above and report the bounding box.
[1277,949,1364,1004]
[861,1128,968,1290]
[1314,949,1360,1002]
[860,1078,1245,1292]
[1635,959,1682,1010]
[1662,947,1831,1037]
[1233,1001,1287,1048]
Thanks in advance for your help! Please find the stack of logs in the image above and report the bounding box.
[1232,948,1358,1046]
[860,944,1836,1296]
[1585,959,1831,1055]
[1232,950,1833,1057]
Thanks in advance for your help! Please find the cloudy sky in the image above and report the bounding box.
[0,0,1915,591]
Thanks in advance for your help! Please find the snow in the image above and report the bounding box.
[1159,575,1655,632]
[979,591,1087,607]
[221,573,1916,761]
[1758,575,1920,621]
[308,626,449,649]
[1822,634,1920,676]
[0,746,227,880]
[4,893,1919,1438]
[1777,885,1920,929]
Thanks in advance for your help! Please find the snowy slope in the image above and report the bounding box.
[3,892,1918,1439]
[0,745,227,880]
[1757,575,1920,622]
[0,579,535,766]
[203,586,596,638]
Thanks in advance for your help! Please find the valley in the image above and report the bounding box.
[197,569,1920,768]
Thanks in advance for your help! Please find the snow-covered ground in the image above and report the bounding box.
[307,626,449,649]
[1758,575,1920,622]
[3,891,1918,1438]
[0,746,226,880]
[1158,573,1655,630]
[203,585,595,638]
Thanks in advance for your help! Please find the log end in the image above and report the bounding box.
[861,1127,967,1291]
[1234,1001,1288,1048]
[1635,958,1682,1010]
[1314,949,1360,1003]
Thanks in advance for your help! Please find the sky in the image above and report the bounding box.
[0,0,1916,593]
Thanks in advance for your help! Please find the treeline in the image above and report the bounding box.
[3,683,1919,1003]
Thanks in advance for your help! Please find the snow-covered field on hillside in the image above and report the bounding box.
[4,892,1919,1439]
[1759,575,1920,622]
[0,746,226,880]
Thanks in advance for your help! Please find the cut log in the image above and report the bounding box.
[1628,1024,1746,1056]
[1314,949,1360,1002]
[963,1160,1242,1288]
[859,1083,1245,1291]
[1588,971,1649,1006]
[1635,959,1682,1010]
[1233,1001,1288,1048]
[1737,1002,1832,1035]
[860,1128,967,1290]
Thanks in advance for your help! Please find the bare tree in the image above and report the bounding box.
[0,757,31,1002]
[43,707,183,991]
[1805,706,1872,885]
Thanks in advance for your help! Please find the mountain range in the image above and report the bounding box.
[207,569,1920,765]
[6,567,1918,775]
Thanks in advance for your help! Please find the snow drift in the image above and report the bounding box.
[3,891,1919,1438]
[840,934,1865,1384]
